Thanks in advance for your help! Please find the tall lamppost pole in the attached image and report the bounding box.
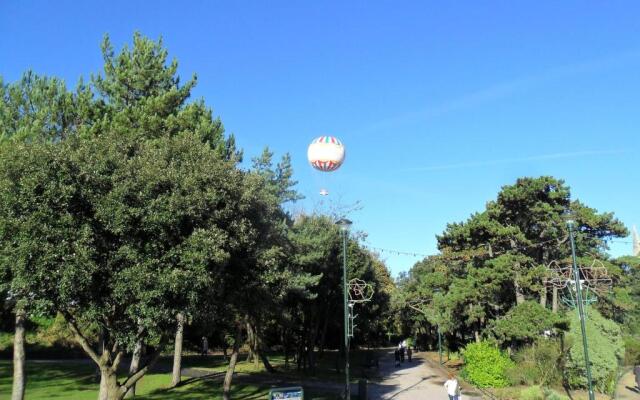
[336,218,352,400]
[433,289,443,365]
[437,324,443,365]
[566,218,595,400]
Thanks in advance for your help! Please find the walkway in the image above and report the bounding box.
[617,369,640,400]
[181,350,484,399]
[369,350,482,400]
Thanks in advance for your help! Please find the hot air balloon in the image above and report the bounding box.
[307,136,345,195]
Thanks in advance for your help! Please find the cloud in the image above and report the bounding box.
[399,150,627,173]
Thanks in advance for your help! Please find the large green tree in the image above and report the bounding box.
[0,131,246,400]
[0,69,89,400]
[402,176,627,350]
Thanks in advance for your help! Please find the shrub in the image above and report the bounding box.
[566,308,624,393]
[519,385,544,400]
[624,335,640,365]
[505,361,539,386]
[462,340,514,388]
[491,301,567,348]
[506,340,563,387]
[543,388,570,400]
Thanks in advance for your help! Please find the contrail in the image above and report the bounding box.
[399,150,627,173]
[356,49,640,135]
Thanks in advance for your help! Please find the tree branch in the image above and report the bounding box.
[63,312,101,365]
[113,351,124,372]
[121,337,167,390]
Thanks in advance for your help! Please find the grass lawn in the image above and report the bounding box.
[0,352,372,399]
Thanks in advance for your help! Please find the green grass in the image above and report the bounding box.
[0,355,351,399]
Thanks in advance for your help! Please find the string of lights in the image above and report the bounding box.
[361,237,635,259]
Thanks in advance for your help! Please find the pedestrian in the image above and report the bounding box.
[201,336,208,356]
[394,349,401,367]
[400,346,405,362]
[407,346,412,362]
[634,364,640,390]
[444,373,461,400]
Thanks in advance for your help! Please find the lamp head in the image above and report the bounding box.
[563,209,576,228]
[335,218,353,232]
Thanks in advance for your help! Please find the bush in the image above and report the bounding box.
[505,360,540,386]
[491,301,567,348]
[624,335,640,365]
[543,388,570,400]
[462,341,514,388]
[566,308,624,393]
[505,339,563,387]
[519,385,544,400]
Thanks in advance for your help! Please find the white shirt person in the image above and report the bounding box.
[444,374,460,400]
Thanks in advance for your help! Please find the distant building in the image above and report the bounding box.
[634,226,640,256]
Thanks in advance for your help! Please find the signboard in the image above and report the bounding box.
[268,386,304,400]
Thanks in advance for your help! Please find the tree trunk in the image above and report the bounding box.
[540,286,547,308]
[318,313,329,358]
[101,367,122,400]
[510,240,525,305]
[247,320,275,373]
[245,321,258,366]
[223,324,242,400]
[171,313,185,387]
[99,373,109,400]
[11,308,26,400]
[514,278,525,305]
[124,339,143,398]
[552,287,559,313]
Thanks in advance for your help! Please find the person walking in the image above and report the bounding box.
[407,345,412,362]
[201,336,208,356]
[444,373,461,400]
[394,348,401,367]
[634,364,640,390]
[399,342,405,363]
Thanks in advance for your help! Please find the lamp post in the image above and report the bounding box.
[566,217,595,400]
[433,289,443,365]
[437,325,443,365]
[336,218,352,400]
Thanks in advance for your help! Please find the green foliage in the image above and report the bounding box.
[462,341,514,388]
[506,340,563,387]
[624,335,640,365]
[542,388,570,400]
[566,308,623,393]
[0,130,244,350]
[519,385,544,400]
[0,71,81,143]
[399,176,627,353]
[491,302,567,347]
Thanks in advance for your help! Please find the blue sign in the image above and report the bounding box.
[269,386,304,400]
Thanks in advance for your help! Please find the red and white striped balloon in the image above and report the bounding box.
[307,136,345,172]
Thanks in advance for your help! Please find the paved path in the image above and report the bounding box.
[617,370,640,400]
[369,351,482,400]
[182,350,485,399]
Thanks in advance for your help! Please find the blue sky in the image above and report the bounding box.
[2,1,638,275]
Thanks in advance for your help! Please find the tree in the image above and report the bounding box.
[0,70,85,400]
[490,301,567,349]
[401,176,627,351]
[0,131,246,400]
[87,32,239,392]
[0,71,80,143]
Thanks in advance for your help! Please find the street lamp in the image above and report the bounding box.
[336,218,352,400]
[433,289,443,365]
[566,216,595,400]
